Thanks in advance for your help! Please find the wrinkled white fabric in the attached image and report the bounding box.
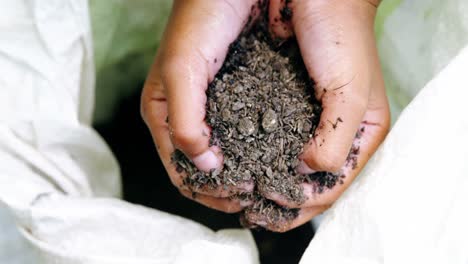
[0,1,258,263]
[3,0,468,263]
[300,1,468,263]
[300,39,468,264]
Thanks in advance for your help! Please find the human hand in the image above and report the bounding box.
[141,0,390,229]
[246,0,390,231]
[141,0,260,213]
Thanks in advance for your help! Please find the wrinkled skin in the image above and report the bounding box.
[141,0,390,232]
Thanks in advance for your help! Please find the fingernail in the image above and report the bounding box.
[192,150,222,172]
[296,160,316,174]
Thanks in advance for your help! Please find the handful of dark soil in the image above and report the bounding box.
[172,14,341,230]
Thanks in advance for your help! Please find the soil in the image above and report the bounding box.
[172,9,342,229]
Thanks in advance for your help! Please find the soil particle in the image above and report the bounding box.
[280,0,293,22]
[345,126,364,170]
[238,117,256,136]
[262,109,279,133]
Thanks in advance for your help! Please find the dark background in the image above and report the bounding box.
[95,88,315,264]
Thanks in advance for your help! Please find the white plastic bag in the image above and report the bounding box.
[301,45,468,264]
[301,0,468,262]
[0,1,258,263]
[378,0,468,119]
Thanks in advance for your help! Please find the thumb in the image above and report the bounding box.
[292,0,380,173]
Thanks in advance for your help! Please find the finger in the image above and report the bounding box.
[290,0,381,173]
[295,55,390,207]
[142,60,254,198]
[180,190,252,214]
[244,204,329,232]
[269,0,294,39]
[265,108,390,208]
[159,0,257,172]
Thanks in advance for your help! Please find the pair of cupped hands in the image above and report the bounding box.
[141,0,390,232]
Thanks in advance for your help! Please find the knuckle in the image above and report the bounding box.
[308,148,346,172]
[171,128,199,150]
[141,80,165,124]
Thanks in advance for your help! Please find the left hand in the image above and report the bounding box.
[244,0,390,232]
